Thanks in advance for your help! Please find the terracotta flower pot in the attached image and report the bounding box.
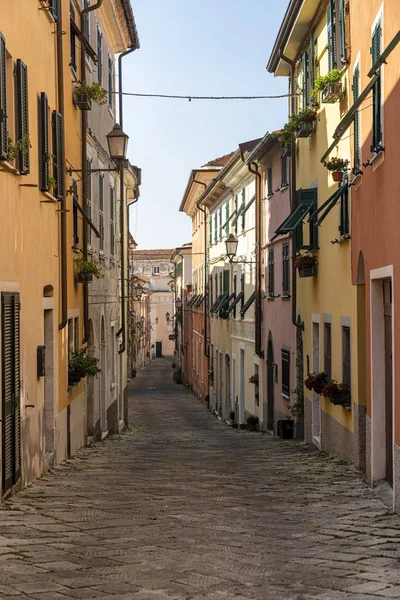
[332,171,343,182]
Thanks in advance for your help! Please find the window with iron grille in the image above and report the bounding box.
[97,26,102,84]
[371,20,382,152]
[268,249,274,298]
[70,3,77,71]
[16,59,29,174]
[99,174,104,251]
[86,158,92,244]
[267,165,273,197]
[282,243,290,297]
[281,155,288,188]
[342,326,351,387]
[110,184,115,255]
[324,323,332,380]
[282,349,290,398]
[108,55,113,108]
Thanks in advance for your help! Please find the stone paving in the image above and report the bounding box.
[1,360,400,599]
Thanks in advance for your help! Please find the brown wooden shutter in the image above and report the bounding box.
[2,293,21,494]
[0,33,7,160]
[52,111,64,199]
[39,93,49,192]
[16,59,29,174]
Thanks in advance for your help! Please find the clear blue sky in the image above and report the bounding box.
[124,0,289,250]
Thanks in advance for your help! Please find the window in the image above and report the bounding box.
[52,110,64,199]
[233,274,237,318]
[281,155,288,188]
[108,54,113,108]
[70,3,77,71]
[327,0,348,70]
[48,0,60,21]
[327,0,337,70]
[86,158,92,244]
[371,19,383,152]
[254,363,259,407]
[0,34,7,160]
[219,206,222,240]
[39,92,49,192]
[282,243,290,297]
[240,272,245,313]
[97,26,102,84]
[324,323,332,380]
[241,187,246,231]
[296,188,318,250]
[99,174,104,251]
[268,249,274,298]
[153,266,160,275]
[110,184,115,255]
[83,0,90,40]
[214,213,217,244]
[267,165,273,198]
[209,214,213,246]
[225,200,230,235]
[339,182,349,236]
[352,65,361,174]
[234,194,238,233]
[282,349,290,398]
[16,59,29,174]
[342,326,351,387]
[72,181,79,247]
[223,270,229,294]
[302,51,309,108]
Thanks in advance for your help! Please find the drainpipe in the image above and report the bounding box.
[57,0,67,330]
[117,46,135,354]
[81,0,103,343]
[280,49,304,331]
[194,179,209,358]
[247,162,263,358]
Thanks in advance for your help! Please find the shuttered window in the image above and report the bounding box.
[39,92,49,192]
[352,66,361,174]
[223,270,230,294]
[52,110,64,199]
[309,32,315,105]
[209,214,213,246]
[327,0,337,70]
[338,0,346,63]
[214,213,217,243]
[233,274,237,318]
[72,181,79,246]
[16,59,29,175]
[296,188,318,251]
[371,20,382,152]
[282,243,290,298]
[0,33,7,160]
[240,272,245,313]
[313,37,320,106]
[282,349,290,398]
[86,158,92,244]
[241,187,246,231]
[302,51,309,108]
[339,181,350,236]
[267,165,273,197]
[99,174,104,251]
[324,323,332,380]
[110,184,115,255]
[2,292,21,494]
[268,249,274,298]
[342,326,351,387]
[70,3,77,71]
[49,0,60,21]
[97,26,102,84]
[225,200,230,235]
[219,206,222,240]
[83,0,90,40]
[234,194,238,233]
[108,55,113,107]
[281,155,288,187]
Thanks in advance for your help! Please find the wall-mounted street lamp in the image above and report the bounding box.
[106,123,129,164]
[132,285,144,301]
[225,233,255,264]
[166,312,170,323]
[175,298,182,310]
[155,317,159,324]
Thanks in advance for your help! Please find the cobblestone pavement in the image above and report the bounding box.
[2,360,400,599]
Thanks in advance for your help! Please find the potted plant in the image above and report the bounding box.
[311,69,343,104]
[293,254,318,278]
[296,107,317,138]
[305,371,328,394]
[69,348,101,378]
[326,157,349,182]
[74,257,104,283]
[74,81,108,110]
[246,414,259,431]
[322,380,351,407]
[249,373,259,384]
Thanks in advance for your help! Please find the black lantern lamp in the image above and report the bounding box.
[225,234,239,262]
[106,123,129,164]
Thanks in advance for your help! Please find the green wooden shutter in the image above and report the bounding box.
[2,293,21,494]
[16,59,29,175]
[352,66,360,173]
[371,21,381,64]
[296,188,318,250]
[52,111,64,199]
[83,0,90,39]
[223,269,230,294]
[209,214,212,246]
[39,93,49,192]
[99,174,104,251]
[234,194,238,233]
[225,200,230,235]
[302,52,308,108]
[214,213,217,242]
[219,206,222,240]
[97,27,102,84]
[110,184,115,255]
[86,159,92,244]
[0,33,7,160]
[371,21,382,150]
[339,0,346,63]
[72,180,79,246]
[309,32,315,105]
[241,188,246,231]
[268,249,274,298]
[326,2,336,70]
[108,55,113,107]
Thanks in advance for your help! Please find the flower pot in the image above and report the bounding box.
[68,370,81,386]
[298,264,317,278]
[74,92,92,111]
[296,120,316,138]
[329,392,351,407]
[322,82,343,104]
[77,272,93,283]
[331,171,343,182]
[277,419,294,439]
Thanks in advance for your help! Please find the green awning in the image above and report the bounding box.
[240,291,256,317]
[307,185,344,223]
[232,203,244,227]
[211,293,228,313]
[227,292,243,314]
[222,209,236,230]
[271,201,313,241]
[242,194,255,216]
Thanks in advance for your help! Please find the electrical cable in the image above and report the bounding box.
[114,92,296,101]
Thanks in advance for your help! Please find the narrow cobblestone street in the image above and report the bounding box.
[1,360,400,599]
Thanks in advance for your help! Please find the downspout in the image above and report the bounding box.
[280,50,304,331]
[117,46,135,354]
[247,162,263,358]
[81,0,103,343]
[194,179,209,358]
[57,0,67,330]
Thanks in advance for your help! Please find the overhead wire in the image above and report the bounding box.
[114,92,296,101]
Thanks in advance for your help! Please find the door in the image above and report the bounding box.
[219,351,223,416]
[44,309,54,456]
[232,358,236,413]
[239,348,245,424]
[156,341,162,357]
[100,317,106,433]
[225,354,230,419]
[267,336,274,431]
[2,293,21,494]
[384,280,393,486]
[312,321,321,444]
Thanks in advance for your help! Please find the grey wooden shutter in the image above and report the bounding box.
[110,185,115,255]
[39,93,49,192]
[52,111,64,199]
[0,33,7,160]
[86,159,92,244]
[16,59,29,175]
[339,0,346,63]
[2,293,21,494]
[302,52,308,108]
[326,2,336,70]
[281,349,290,397]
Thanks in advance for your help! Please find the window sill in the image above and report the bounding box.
[70,66,78,82]
[72,245,81,254]
[40,2,56,23]
[337,235,350,244]
[281,294,291,300]
[99,252,106,261]
[267,193,274,199]
[40,191,58,203]
[351,173,363,191]
[110,382,116,390]
[280,184,289,191]
[0,160,18,175]
[371,150,384,171]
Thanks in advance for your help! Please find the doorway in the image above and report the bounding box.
[267,335,274,432]
[232,357,236,413]
[239,348,245,424]
[44,309,54,457]
[225,354,230,420]
[312,320,321,445]
[156,341,162,357]
[384,280,393,486]
[100,317,106,434]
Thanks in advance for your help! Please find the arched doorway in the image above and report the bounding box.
[100,316,106,434]
[267,333,274,432]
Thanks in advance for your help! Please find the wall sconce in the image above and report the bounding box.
[166,312,170,323]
